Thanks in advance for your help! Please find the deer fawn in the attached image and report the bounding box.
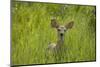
[47,19,74,53]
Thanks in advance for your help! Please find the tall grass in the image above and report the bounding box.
[11,1,96,65]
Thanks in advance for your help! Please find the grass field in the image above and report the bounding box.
[11,1,96,66]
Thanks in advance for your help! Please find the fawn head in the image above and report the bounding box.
[51,19,74,36]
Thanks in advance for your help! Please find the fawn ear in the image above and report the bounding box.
[65,21,74,29]
[51,19,59,28]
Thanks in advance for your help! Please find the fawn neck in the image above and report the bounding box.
[57,33,64,47]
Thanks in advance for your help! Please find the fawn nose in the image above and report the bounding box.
[60,33,63,36]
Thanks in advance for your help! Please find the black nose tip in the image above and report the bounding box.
[60,33,63,36]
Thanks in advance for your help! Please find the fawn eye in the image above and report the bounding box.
[57,29,60,31]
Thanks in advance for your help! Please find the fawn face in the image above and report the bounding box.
[51,19,74,36]
[57,26,66,36]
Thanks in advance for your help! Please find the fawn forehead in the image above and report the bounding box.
[58,26,66,30]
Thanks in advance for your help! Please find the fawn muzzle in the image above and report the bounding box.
[60,33,63,36]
